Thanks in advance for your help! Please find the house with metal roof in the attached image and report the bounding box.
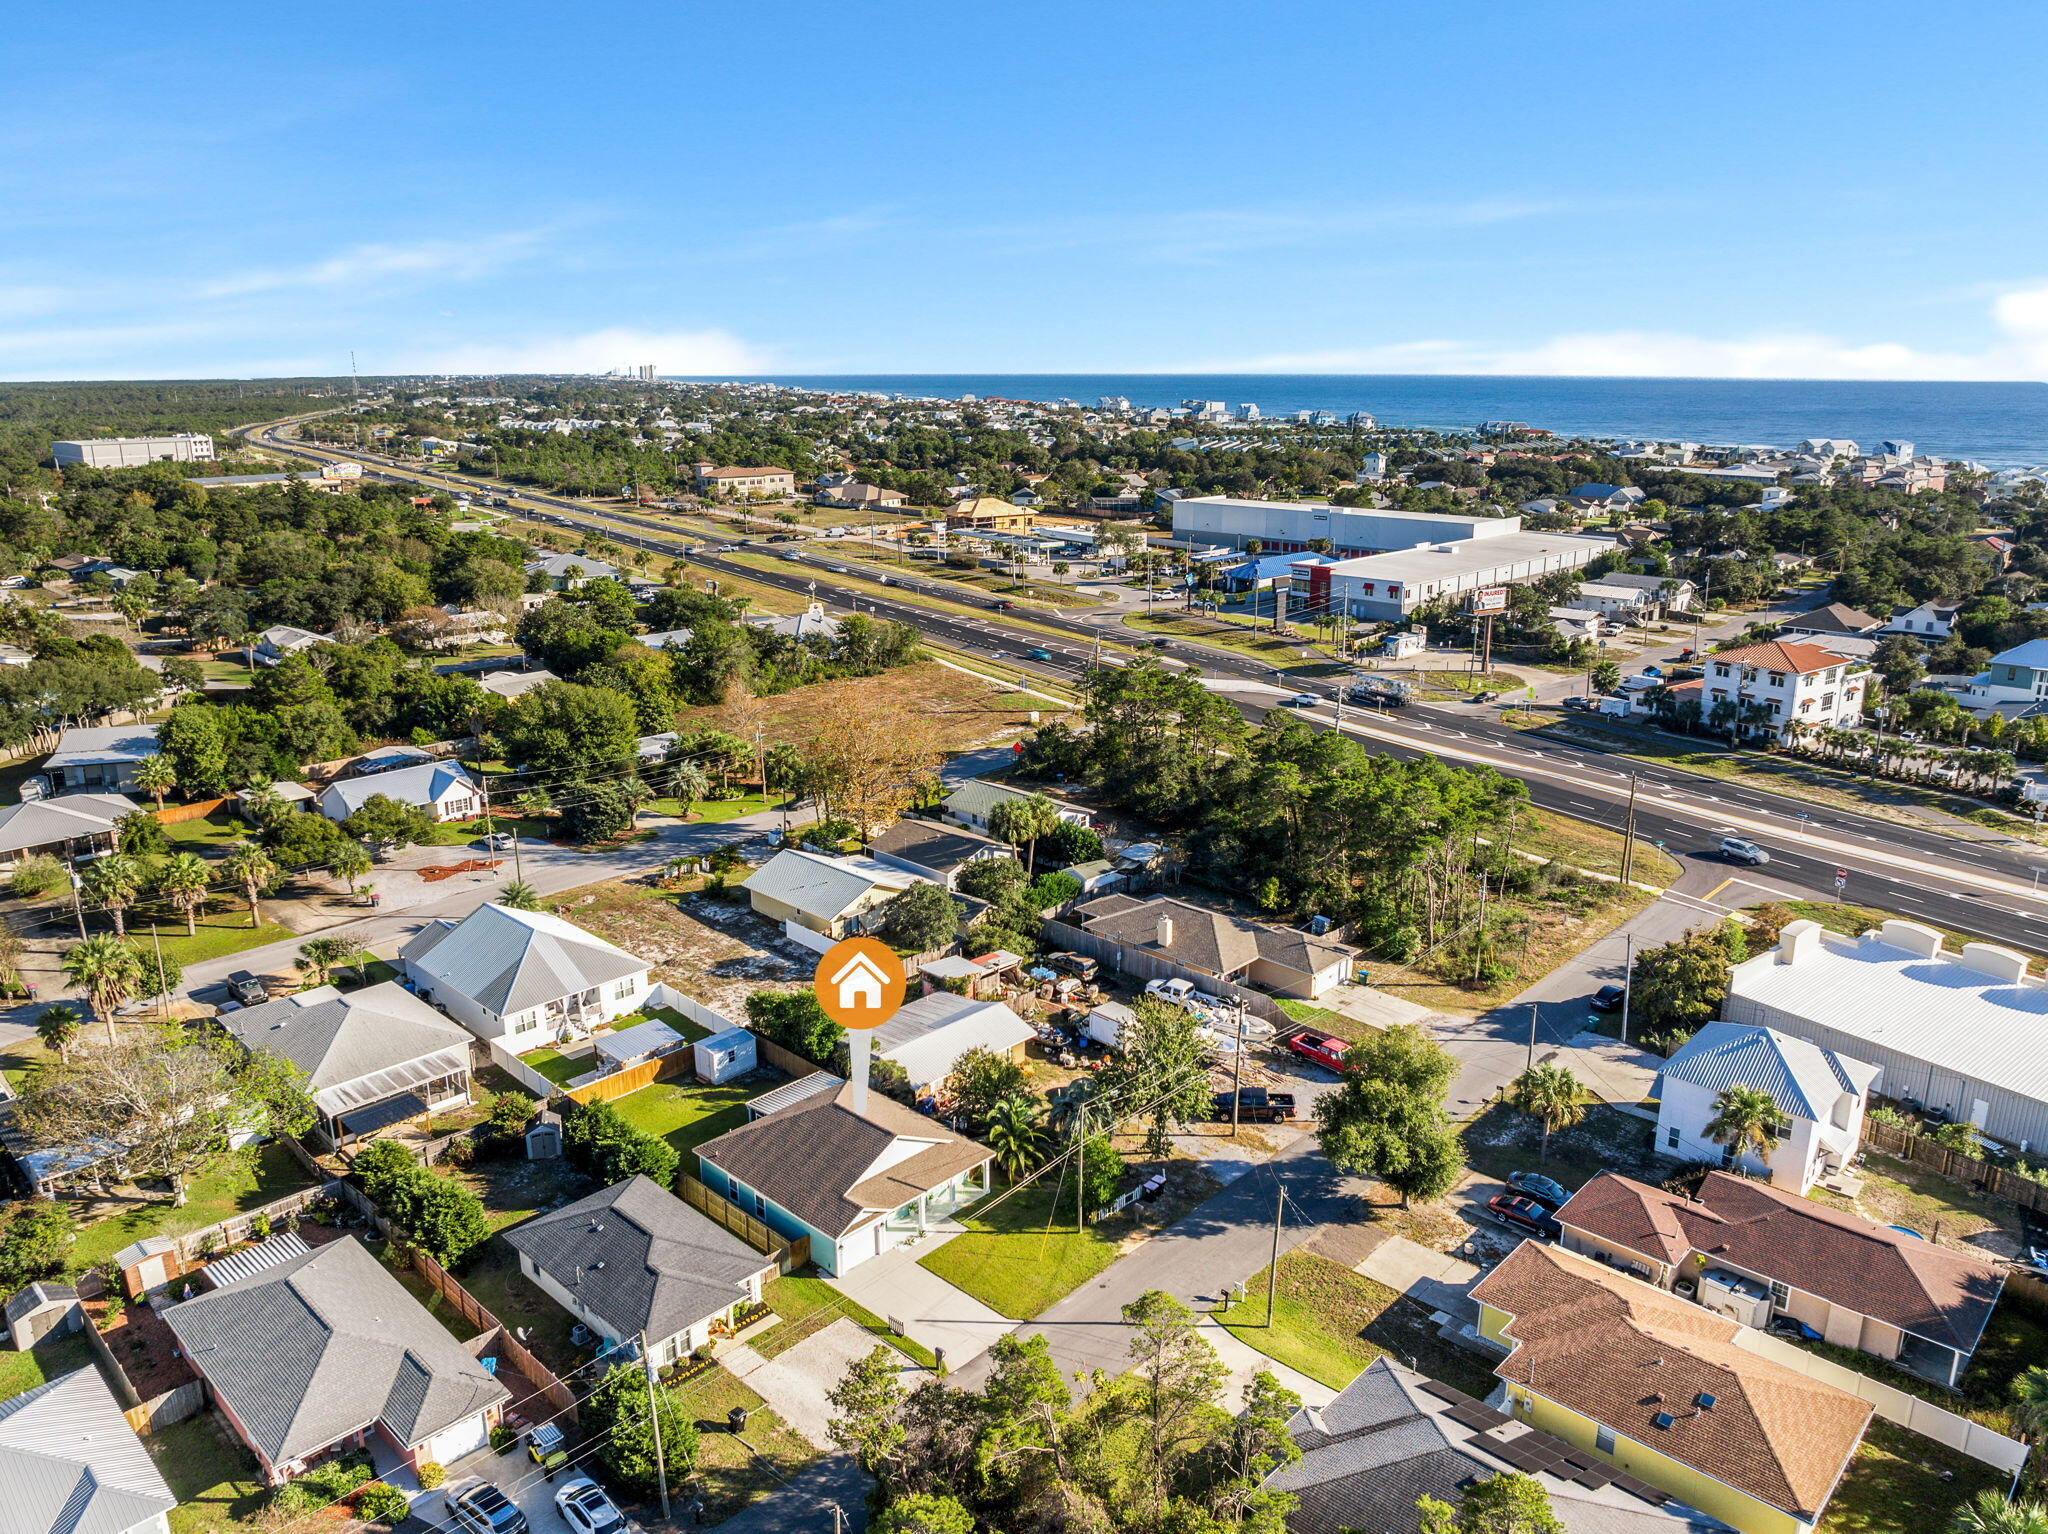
[1555,1170,2005,1390]
[314,759,483,825]
[938,780,1089,836]
[1725,917,2048,1150]
[873,991,1034,1093]
[0,1365,177,1534]
[162,1236,508,1486]
[1074,893,1356,999]
[44,726,159,794]
[399,902,652,1048]
[502,1176,776,1369]
[1473,1240,1870,1534]
[254,625,330,666]
[478,667,559,701]
[0,792,138,872]
[696,1080,991,1277]
[214,981,475,1147]
[525,552,621,589]
[739,848,929,949]
[1267,1356,1723,1534]
[1653,1022,1877,1193]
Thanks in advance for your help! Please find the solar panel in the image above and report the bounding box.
[1417,1379,1476,1406]
[1465,1405,1512,1429]
[1573,1464,1615,1489]
[1495,1442,1545,1472]
[1615,1475,1670,1505]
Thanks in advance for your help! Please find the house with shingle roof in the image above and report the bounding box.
[162,1236,507,1486]
[1653,1022,1877,1193]
[695,1080,991,1276]
[1473,1240,1870,1534]
[1268,1356,1724,1534]
[0,1365,177,1534]
[1074,893,1355,999]
[502,1176,776,1369]
[865,819,1015,889]
[1555,1170,2004,1389]
[215,981,475,1147]
[400,902,651,1048]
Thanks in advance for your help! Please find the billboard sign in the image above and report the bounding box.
[1469,585,1511,616]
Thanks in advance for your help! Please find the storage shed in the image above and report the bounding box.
[693,1026,758,1085]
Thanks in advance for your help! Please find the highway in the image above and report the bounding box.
[239,417,2048,953]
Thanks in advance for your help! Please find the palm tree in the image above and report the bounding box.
[153,852,213,937]
[61,935,143,1046]
[499,880,543,910]
[34,1004,81,1061]
[132,753,178,811]
[1589,661,1622,694]
[80,853,144,938]
[222,842,277,929]
[1704,1084,1780,1170]
[330,841,372,891]
[989,795,1062,877]
[297,935,360,987]
[1953,1489,2048,1534]
[1506,1063,1586,1159]
[2009,1366,2048,1444]
[669,761,710,818]
[239,780,285,830]
[983,1094,1044,1183]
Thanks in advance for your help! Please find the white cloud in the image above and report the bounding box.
[1194,282,2048,381]
[198,229,551,298]
[398,326,772,376]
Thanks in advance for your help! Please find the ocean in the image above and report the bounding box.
[671,373,2048,469]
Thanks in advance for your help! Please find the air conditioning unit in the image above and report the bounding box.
[1697,1267,1771,1329]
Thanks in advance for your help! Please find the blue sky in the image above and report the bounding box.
[6,0,2047,381]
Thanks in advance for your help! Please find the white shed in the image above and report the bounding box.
[693,1026,758,1085]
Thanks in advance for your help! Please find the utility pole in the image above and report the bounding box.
[1230,1002,1245,1138]
[1619,932,1636,1046]
[643,1334,672,1522]
[1266,1183,1284,1325]
[1075,1109,1088,1234]
[1471,863,1491,984]
[1525,1002,1539,1072]
[478,774,521,883]
[1619,772,1641,885]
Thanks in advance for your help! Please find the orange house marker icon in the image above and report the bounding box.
[813,936,906,1030]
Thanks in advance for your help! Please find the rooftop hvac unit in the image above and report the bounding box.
[1697,1268,1772,1329]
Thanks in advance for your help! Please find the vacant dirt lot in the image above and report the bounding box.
[675,660,1060,755]
[544,880,813,1015]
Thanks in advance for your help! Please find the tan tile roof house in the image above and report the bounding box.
[1555,1171,2003,1386]
[1474,1241,1870,1531]
[1075,893,1355,999]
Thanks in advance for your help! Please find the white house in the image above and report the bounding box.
[478,667,559,701]
[525,552,621,589]
[254,625,329,666]
[1653,1021,1878,1194]
[740,848,929,950]
[0,792,138,871]
[0,1365,176,1534]
[43,726,159,794]
[1880,600,1959,643]
[1700,639,1867,742]
[939,780,1090,836]
[399,902,652,1048]
[874,992,1035,1093]
[315,760,483,824]
[1571,580,1659,623]
[501,1176,776,1368]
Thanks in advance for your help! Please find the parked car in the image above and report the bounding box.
[1145,977,1223,1013]
[1485,1194,1561,1239]
[1285,1030,1348,1072]
[1471,690,1499,704]
[226,971,269,1008]
[556,1477,632,1534]
[1508,1171,1571,1209]
[1561,695,1595,712]
[1718,836,1770,865]
[1212,1087,1298,1124]
[1590,983,1625,1012]
[474,832,514,850]
[444,1479,529,1534]
[1768,1314,1824,1342]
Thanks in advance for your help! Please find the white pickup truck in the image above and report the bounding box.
[1144,977,1225,1015]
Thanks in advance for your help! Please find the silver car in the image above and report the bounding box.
[556,1477,634,1534]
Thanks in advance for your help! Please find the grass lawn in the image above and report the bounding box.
[456,1152,594,1234]
[456,1236,581,1376]
[1218,1252,1501,1398]
[518,1044,590,1087]
[1819,1420,1996,1534]
[0,1325,96,1404]
[118,900,297,969]
[671,661,1050,756]
[667,1364,821,1524]
[917,1180,1124,1320]
[1125,609,1343,668]
[608,1077,762,1158]
[69,1141,318,1272]
[1458,1101,1663,1189]
[423,813,552,847]
[1513,806,1683,886]
[755,1272,939,1369]
[148,1414,268,1534]
[159,812,255,849]
[656,792,782,824]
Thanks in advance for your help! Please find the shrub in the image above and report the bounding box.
[356,1483,413,1525]
[349,1139,491,1264]
[249,1213,271,1241]
[562,1098,679,1187]
[439,1137,476,1168]
[8,853,65,900]
[482,1088,540,1141]
[266,1483,321,1519]
[414,1460,445,1490]
[490,1423,517,1454]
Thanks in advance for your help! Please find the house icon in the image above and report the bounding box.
[828,950,893,1011]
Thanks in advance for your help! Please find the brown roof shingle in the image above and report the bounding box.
[1473,1241,1870,1522]
[695,1082,990,1239]
[1075,895,1353,979]
[1557,1172,2004,1354]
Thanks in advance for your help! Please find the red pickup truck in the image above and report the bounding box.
[1286,1030,1348,1072]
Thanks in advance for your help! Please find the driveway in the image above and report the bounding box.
[723,1316,928,1450]
[441,1443,575,1534]
[824,1234,1015,1370]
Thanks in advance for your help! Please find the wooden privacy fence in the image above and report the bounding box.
[1863,1116,2048,1219]
[565,1046,694,1105]
[152,796,232,825]
[677,1172,808,1272]
[751,1033,823,1081]
[1038,918,1293,1027]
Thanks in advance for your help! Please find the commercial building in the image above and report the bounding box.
[1725,917,2048,1148]
[1473,1240,1870,1534]
[693,463,797,497]
[51,433,215,469]
[1170,494,1523,557]
[1296,529,1612,623]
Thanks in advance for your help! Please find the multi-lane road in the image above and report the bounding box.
[241,417,2048,953]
